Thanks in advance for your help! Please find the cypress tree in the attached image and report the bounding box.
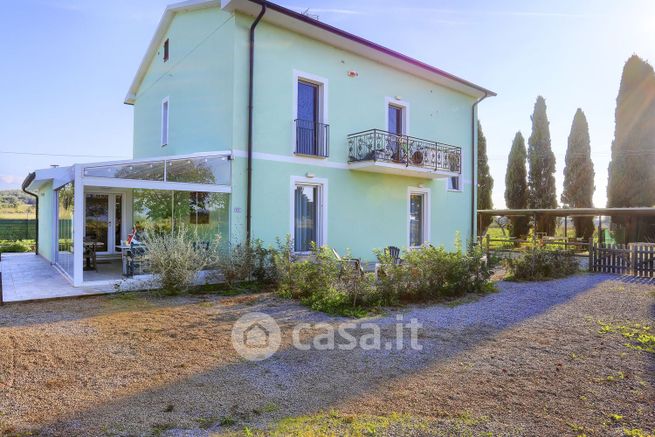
[562,109,595,238]
[477,120,494,231]
[607,55,655,242]
[528,96,558,234]
[607,55,655,208]
[505,131,530,237]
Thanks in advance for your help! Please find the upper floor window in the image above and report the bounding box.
[448,175,461,191]
[293,71,329,157]
[163,39,169,62]
[161,97,169,147]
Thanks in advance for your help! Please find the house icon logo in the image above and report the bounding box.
[231,312,281,361]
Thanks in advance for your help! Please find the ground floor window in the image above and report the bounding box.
[293,182,324,252]
[408,188,429,247]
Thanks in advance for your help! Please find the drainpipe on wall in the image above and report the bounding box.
[246,3,267,244]
[21,172,39,255]
[470,92,489,244]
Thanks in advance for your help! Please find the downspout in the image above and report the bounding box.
[470,92,489,243]
[21,172,39,255]
[246,4,267,244]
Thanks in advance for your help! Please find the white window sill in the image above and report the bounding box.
[293,153,328,160]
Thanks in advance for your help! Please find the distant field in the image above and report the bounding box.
[0,189,37,244]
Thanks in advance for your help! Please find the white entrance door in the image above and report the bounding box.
[84,193,123,255]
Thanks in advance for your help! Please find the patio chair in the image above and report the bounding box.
[127,243,147,277]
[387,246,402,265]
[331,248,364,276]
[83,239,98,271]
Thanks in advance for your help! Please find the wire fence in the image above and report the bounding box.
[0,219,36,241]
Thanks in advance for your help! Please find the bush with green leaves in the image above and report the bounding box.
[143,225,219,294]
[505,248,578,281]
[375,244,493,304]
[0,240,32,253]
[274,242,377,316]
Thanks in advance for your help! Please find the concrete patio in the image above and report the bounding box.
[0,253,116,303]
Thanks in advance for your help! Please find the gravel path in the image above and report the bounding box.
[0,273,653,436]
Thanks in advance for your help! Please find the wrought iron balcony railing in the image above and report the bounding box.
[347,129,461,173]
[295,119,329,157]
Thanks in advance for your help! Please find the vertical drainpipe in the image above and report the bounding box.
[246,4,267,244]
[21,172,39,255]
[471,92,489,243]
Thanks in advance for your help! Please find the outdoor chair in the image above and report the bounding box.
[387,246,402,265]
[331,248,364,276]
[127,243,148,277]
[83,239,98,271]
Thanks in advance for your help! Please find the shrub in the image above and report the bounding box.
[375,244,492,304]
[504,248,578,281]
[274,242,378,316]
[218,238,280,287]
[0,240,32,253]
[143,225,219,294]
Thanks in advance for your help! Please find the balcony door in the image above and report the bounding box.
[297,80,319,155]
[388,104,404,161]
[84,193,122,255]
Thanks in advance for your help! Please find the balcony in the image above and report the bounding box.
[295,119,329,158]
[347,129,461,178]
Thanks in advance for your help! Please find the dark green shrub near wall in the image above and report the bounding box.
[0,240,33,253]
[505,248,579,281]
[375,245,493,304]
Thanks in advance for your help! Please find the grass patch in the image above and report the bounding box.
[623,429,654,437]
[598,321,655,353]
[221,410,499,436]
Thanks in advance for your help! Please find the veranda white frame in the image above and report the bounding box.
[51,151,232,286]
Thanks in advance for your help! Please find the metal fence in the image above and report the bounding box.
[0,219,36,241]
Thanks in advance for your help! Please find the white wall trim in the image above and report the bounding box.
[385,96,410,134]
[233,150,347,169]
[291,69,329,155]
[290,175,328,252]
[407,186,431,248]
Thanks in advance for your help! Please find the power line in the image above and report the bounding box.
[0,151,129,158]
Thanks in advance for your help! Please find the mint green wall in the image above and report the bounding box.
[132,7,236,158]
[37,181,54,262]
[131,7,480,258]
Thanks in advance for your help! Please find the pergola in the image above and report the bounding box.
[477,207,655,242]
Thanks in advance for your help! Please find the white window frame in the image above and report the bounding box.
[447,175,462,192]
[290,175,328,253]
[385,96,410,135]
[291,70,328,157]
[161,96,169,147]
[407,186,430,248]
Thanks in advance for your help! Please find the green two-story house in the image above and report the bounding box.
[23,0,495,287]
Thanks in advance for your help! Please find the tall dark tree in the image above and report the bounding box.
[562,109,595,238]
[607,55,655,242]
[505,131,530,237]
[477,120,494,231]
[527,96,558,234]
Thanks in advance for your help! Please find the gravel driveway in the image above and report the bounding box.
[0,273,653,436]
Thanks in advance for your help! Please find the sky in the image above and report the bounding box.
[1,0,654,208]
